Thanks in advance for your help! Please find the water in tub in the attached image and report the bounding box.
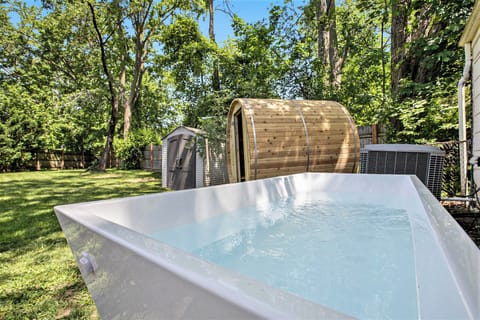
[153,192,417,319]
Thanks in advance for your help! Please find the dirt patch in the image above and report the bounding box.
[55,307,71,319]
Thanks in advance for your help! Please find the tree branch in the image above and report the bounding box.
[141,0,154,26]
[87,1,115,104]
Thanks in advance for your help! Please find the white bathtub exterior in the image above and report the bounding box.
[55,173,480,319]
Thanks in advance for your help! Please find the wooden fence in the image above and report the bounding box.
[358,124,386,148]
[27,150,94,170]
[143,144,162,172]
[432,140,470,197]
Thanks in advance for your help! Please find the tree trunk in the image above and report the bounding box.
[316,0,344,89]
[123,3,150,139]
[390,0,442,131]
[381,0,388,107]
[88,2,119,171]
[317,0,329,66]
[123,32,145,140]
[327,0,338,85]
[98,97,119,170]
[119,37,128,140]
[410,4,439,84]
[123,31,145,139]
[390,0,410,96]
[209,0,220,91]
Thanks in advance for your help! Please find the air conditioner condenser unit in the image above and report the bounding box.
[360,144,445,199]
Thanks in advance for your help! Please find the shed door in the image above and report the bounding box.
[167,134,196,190]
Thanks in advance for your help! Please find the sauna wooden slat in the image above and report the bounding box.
[253,123,351,130]
[255,144,354,157]
[252,114,348,121]
[255,166,309,177]
[255,162,356,177]
[251,130,351,138]
[256,154,353,169]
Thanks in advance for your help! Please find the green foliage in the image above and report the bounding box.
[267,3,322,99]
[132,73,183,134]
[161,15,212,82]
[386,0,474,142]
[0,0,475,171]
[407,0,472,82]
[0,1,109,170]
[114,129,161,169]
[392,79,460,143]
[0,1,199,170]
[195,90,233,149]
[224,15,280,98]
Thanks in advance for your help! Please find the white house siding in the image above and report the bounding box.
[461,1,480,189]
[195,150,204,188]
[161,141,168,187]
[472,26,480,187]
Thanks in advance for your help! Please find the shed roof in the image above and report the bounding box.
[161,126,205,141]
[460,1,480,46]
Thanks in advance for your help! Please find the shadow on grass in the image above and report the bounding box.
[0,170,166,253]
[0,169,167,319]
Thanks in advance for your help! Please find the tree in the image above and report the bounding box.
[87,1,120,171]
[0,1,105,170]
[160,14,213,126]
[390,0,409,96]
[315,0,347,88]
[122,0,168,139]
[224,15,280,98]
[389,0,473,141]
[1,0,199,171]
[87,0,204,170]
[208,0,221,91]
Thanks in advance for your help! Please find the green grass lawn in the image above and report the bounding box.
[0,169,167,319]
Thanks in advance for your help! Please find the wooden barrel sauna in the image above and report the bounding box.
[226,98,360,182]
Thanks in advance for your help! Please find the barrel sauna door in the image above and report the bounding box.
[233,110,246,182]
[167,134,196,190]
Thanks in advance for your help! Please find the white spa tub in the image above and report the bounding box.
[54,173,479,319]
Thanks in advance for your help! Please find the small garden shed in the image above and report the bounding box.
[161,126,228,190]
[226,98,360,182]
